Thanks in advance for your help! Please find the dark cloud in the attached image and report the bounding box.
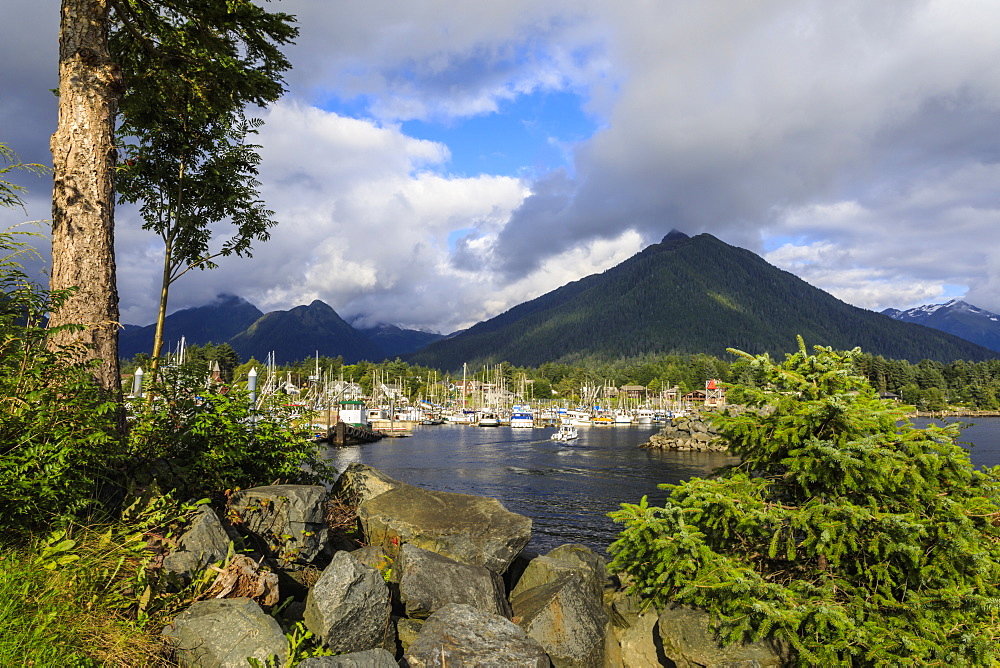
[5,1,1000,332]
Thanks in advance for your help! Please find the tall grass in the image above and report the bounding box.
[0,527,173,667]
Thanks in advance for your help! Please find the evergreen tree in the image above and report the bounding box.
[608,338,1000,665]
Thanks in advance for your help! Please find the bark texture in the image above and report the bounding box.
[49,0,122,393]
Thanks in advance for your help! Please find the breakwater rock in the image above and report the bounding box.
[642,413,728,452]
[159,463,783,666]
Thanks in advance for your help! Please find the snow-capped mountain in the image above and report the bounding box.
[882,300,1000,353]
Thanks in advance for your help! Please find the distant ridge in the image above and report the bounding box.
[883,300,1000,353]
[357,324,445,358]
[119,296,437,364]
[405,232,998,370]
[118,294,263,359]
[227,300,385,365]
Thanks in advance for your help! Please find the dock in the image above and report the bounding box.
[370,418,418,437]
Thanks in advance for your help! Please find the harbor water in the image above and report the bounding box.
[324,418,1000,555]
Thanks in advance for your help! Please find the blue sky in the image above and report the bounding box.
[3,1,1000,333]
[398,90,600,179]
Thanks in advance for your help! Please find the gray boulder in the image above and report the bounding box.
[161,597,287,667]
[643,413,728,452]
[228,484,329,565]
[297,648,398,667]
[608,589,663,668]
[162,504,230,579]
[404,603,550,667]
[657,605,786,667]
[357,483,531,574]
[395,616,424,652]
[393,543,511,619]
[331,463,402,505]
[511,575,608,667]
[304,549,392,654]
[352,544,393,573]
[512,544,608,603]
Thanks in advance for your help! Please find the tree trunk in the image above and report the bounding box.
[49,0,122,394]
[148,236,173,383]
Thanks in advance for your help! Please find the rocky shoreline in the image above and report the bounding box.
[640,412,728,452]
[157,463,785,666]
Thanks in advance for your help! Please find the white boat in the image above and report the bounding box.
[566,410,592,426]
[445,409,477,424]
[393,406,424,421]
[614,410,633,425]
[509,405,534,428]
[550,425,579,441]
[478,412,501,427]
[338,400,370,428]
[636,409,655,425]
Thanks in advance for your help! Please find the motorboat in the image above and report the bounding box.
[444,409,477,424]
[614,411,633,425]
[550,425,579,441]
[478,412,501,427]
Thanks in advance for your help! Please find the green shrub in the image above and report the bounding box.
[126,366,336,500]
[0,230,123,537]
[608,338,1000,666]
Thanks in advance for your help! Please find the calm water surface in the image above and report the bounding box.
[911,416,1000,470]
[324,424,736,554]
[324,418,1000,555]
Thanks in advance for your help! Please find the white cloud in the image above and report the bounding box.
[7,0,1000,338]
[116,102,530,331]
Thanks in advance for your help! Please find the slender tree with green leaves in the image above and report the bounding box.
[116,111,276,378]
[608,337,1000,665]
[111,0,294,379]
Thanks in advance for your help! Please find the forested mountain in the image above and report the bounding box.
[228,300,385,364]
[883,300,1000,353]
[118,294,263,359]
[406,231,998,370]
[119,296,440,364]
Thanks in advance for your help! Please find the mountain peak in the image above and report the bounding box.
[883,299,1000,353]
[661,229,689,244]
[408,234,997,369]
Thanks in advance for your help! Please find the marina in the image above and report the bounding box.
[323,417,1000,554]
[323,422,734,554]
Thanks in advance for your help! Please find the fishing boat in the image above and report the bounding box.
[635,408,655,425]
[550,424,579,441]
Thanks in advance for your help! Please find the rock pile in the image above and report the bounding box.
[159,463,785,666]
[642,413,728,452]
